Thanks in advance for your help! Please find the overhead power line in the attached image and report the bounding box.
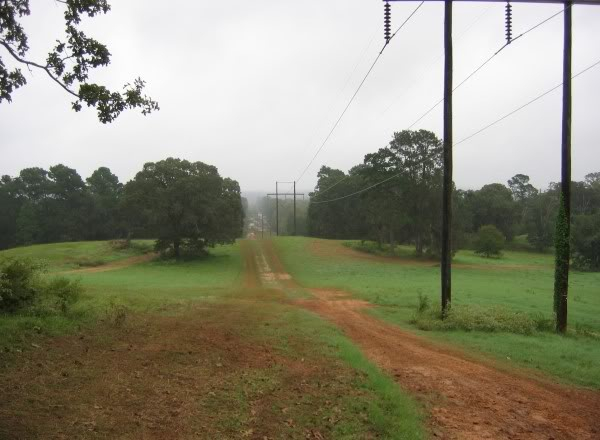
[455,58,600,147]
[311,58,600,205]
[312,6,565,200]
[407,6,568,131]
[381,3,494,116]
[295,1,426,184]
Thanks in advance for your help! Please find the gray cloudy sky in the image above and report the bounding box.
[1,0,599,194]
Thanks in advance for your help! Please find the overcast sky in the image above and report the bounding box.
[1,0,599,195]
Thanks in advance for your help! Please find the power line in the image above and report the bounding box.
[311,58,600,205]
[455,58,600,147]
[381,3,494,116]
[302,26,379,152]
[311,171,403,205]
[406,6,567,131]
[295,1,426,184]
[312,6,565,200]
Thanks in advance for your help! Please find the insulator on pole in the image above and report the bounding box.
[505,1,513,44]
[384,1,391,43]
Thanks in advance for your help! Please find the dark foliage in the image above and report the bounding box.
[0,0,158,122]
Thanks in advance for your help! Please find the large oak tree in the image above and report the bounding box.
[123,158,243,258]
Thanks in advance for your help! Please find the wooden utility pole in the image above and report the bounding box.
[441,0,453,315]
[556,0,572,333]
[293,181,297,236]
[267,184,305,237]
[276,182,279,236]
[385,0,598,326]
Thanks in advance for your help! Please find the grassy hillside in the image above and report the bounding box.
[0,240,155,272]
[274,237,600,389]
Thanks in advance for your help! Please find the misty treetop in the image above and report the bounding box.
[0,158,244,258]
[307,129,600,271]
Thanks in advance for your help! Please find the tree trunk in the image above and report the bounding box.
[390,228,396,254]
[173,238,181,259]
[416,231,423,256]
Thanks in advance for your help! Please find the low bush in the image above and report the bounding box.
[0,258,44,312]
[474,225,505,258]
[0,257,82,315]
[109,239,131,250]
[410,295,551,335]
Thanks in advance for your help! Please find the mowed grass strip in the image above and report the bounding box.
[273,237,600,389]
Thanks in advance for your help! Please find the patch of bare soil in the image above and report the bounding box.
[0,300,378,440]
[60,253,157,275]
[297,289,600,440]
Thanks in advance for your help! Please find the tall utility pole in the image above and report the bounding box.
[267,182,305,237]
[383,0,597,330]
[556,0,572,333]
[293,181,297,236]
[441,0,453,315]
[261,214,264,239]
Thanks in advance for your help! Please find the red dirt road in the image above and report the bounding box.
[257,241,600,440]
[59,253,157,274]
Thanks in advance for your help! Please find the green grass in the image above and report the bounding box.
[252,301,424,440]
[0,241,243,349]
[1,239,425,439]
[70,243,244,310]
[0,240,154,272]
[274,237,600,389]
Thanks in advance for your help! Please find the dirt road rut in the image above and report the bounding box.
[251,240,600,440]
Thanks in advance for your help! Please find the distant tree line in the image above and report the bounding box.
[308,129,600,271]
[0,158,244,258]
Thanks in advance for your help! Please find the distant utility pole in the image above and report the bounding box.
[267,181,305,236]
[384,0,597,331]
[261,214,264,239]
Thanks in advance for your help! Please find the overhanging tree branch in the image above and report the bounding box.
[0,40,80,98]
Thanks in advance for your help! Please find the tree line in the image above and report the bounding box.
[308,129,600,271]
[0,158,244,258]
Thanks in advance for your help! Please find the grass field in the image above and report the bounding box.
[0,240,155,272]
[0,241,424,439]
[273,237,600,389]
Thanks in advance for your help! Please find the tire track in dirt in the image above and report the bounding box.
[259,239,600,440]
[59,253,157,275]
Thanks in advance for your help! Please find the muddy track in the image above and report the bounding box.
[257,239,600,440]
[59,253,157,275]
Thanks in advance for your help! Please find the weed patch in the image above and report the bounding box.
[410,296,554,335]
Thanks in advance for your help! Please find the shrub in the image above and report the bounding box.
[416,292,430,314]
[41,278,82,314]
[474,225,505,258]
[0,257,82,314]
[0,258,45,312]
[109,239,131,250]
[410,298,549,335]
